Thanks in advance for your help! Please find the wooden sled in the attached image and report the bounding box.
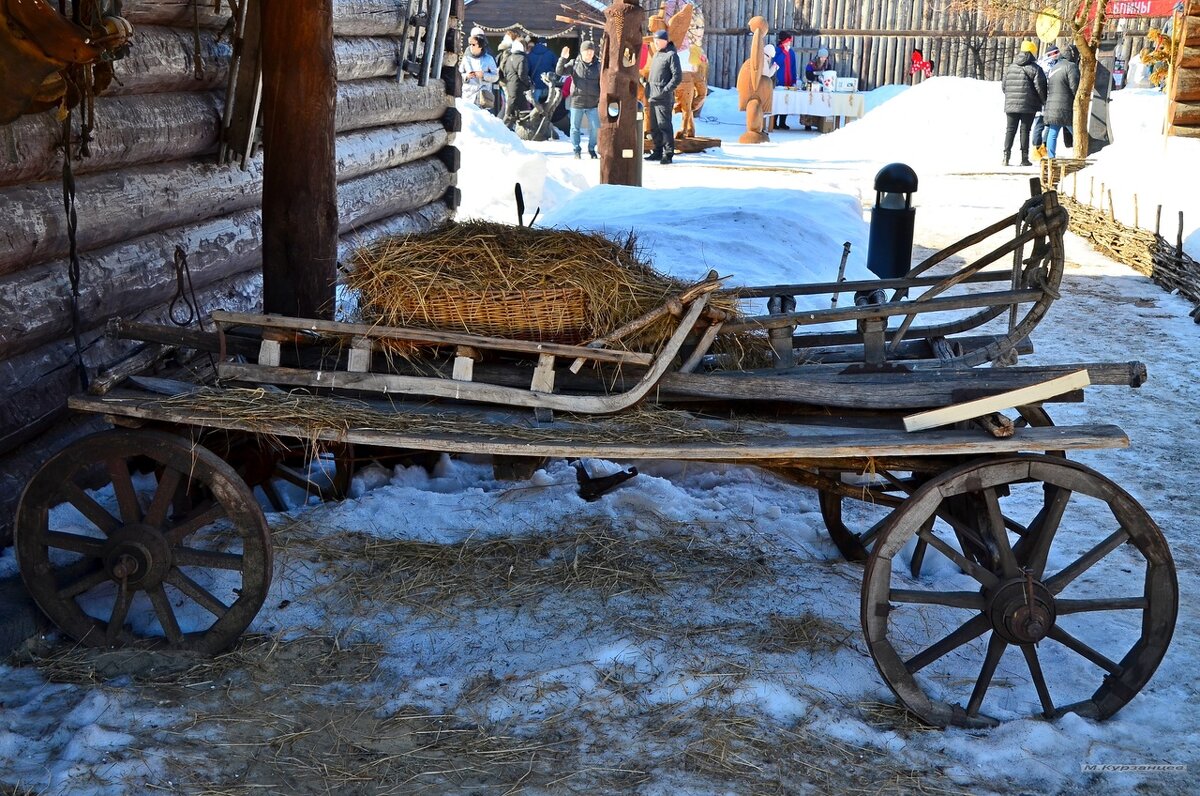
[211,274,722,415]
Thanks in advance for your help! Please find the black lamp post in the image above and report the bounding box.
[866,163,919,280]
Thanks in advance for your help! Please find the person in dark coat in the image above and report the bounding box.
[526,37,557,104]
[1043,44,1080,158]
[772,33,800,129]
[557,40,601,158]
[501,38,532,130]
[1001,42,1047,166]
[645,30,683,164]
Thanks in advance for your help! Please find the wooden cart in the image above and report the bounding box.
[14,381,1176,730]
[11,186,1177,729]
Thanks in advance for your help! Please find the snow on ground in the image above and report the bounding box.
[1,78,1199,795]
[1070,88,1200,260]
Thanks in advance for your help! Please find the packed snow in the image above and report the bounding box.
[1,77,1198,795]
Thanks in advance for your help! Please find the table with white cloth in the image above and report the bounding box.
[770,88,865,130]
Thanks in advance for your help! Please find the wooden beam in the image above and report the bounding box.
[260,0,339,319]
[903,370,1091,432]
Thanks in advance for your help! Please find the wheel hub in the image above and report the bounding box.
[987,574,1057,644]
[102,524,172,589]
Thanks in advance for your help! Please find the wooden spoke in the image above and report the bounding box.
[273,463,315,490]
[1017,486,1071,578]
[1002,515,1028,537]
[165,568,230,619]
[261,480,289,513]
[1020,644,1056,718]
[165,503,226,546]
[62,482,120,536]
[1047,626,1123,676]
[889,589,985,610]
[145,468,184,528]
[905,613,991,674]
[932,508,988,556]
[43,531,106,558]
[106,589,133,646]
[147,585,185,645]
[1055,597,1148,614]
[1045,528,1129,595]
[57,566,110,599]
[173,546,245,572]
[107,458,142,525]
[982,487,1019,578]
[966,634,1008,717]
[917,528,1000,588]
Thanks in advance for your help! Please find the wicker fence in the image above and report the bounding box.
[1043,162,1200,322]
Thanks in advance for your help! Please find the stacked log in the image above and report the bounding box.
[1168,0,1200,137]
[0,0,464,544]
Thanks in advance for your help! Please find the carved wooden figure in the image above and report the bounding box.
[736,16,773,144]
[599,0,646,186]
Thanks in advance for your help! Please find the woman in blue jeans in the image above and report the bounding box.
[557,40,602,158]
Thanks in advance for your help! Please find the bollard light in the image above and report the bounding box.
[866,163,918,280]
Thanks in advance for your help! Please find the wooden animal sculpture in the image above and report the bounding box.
[736,16,773,144]
[0,0,132,124]
[599,0,646,186]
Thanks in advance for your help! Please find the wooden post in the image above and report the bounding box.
[599,0,646,187]
[260,0,338,319]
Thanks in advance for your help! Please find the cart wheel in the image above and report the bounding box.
[862,454,1177,728]
[15,429,271,655]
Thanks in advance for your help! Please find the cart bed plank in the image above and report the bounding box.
[70,391,1130,460]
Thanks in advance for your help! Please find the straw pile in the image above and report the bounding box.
[346,220,743,347]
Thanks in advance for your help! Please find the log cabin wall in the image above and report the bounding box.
[0,0,463,545]
[701,0,1172,91]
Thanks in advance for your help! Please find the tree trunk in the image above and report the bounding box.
[1072,1,1106,158]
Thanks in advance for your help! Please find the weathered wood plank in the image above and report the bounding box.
[67,390,1133,459]
[0,79,447,188]
[123,0,413,36]
[0,188,452,360]
[1,144,449,276]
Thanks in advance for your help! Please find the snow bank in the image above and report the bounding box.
[795,77,1004,169]
[1072,89,1200,260]
[541,182,873,304]
[455,102,587,223]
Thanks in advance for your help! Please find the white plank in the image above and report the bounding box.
[903,370,1091,433]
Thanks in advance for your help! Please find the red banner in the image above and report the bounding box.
[1105,0,1178,17]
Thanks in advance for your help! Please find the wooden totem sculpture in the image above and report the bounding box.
[736,16,773,144]
[599,0,646,187]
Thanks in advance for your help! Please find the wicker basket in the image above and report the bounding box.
[383,287,590,344]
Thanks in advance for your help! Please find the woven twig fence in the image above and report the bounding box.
[1058,193,1200,323]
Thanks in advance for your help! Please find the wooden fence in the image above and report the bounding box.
[699,0,1165,90]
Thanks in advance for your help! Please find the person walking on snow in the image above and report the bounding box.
[1042,44,1080,159]
[1001,41,1047,166]
[557,40,602,159]
[501,37,532,130]
[645,30,683,165]
[771,33,799,129]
